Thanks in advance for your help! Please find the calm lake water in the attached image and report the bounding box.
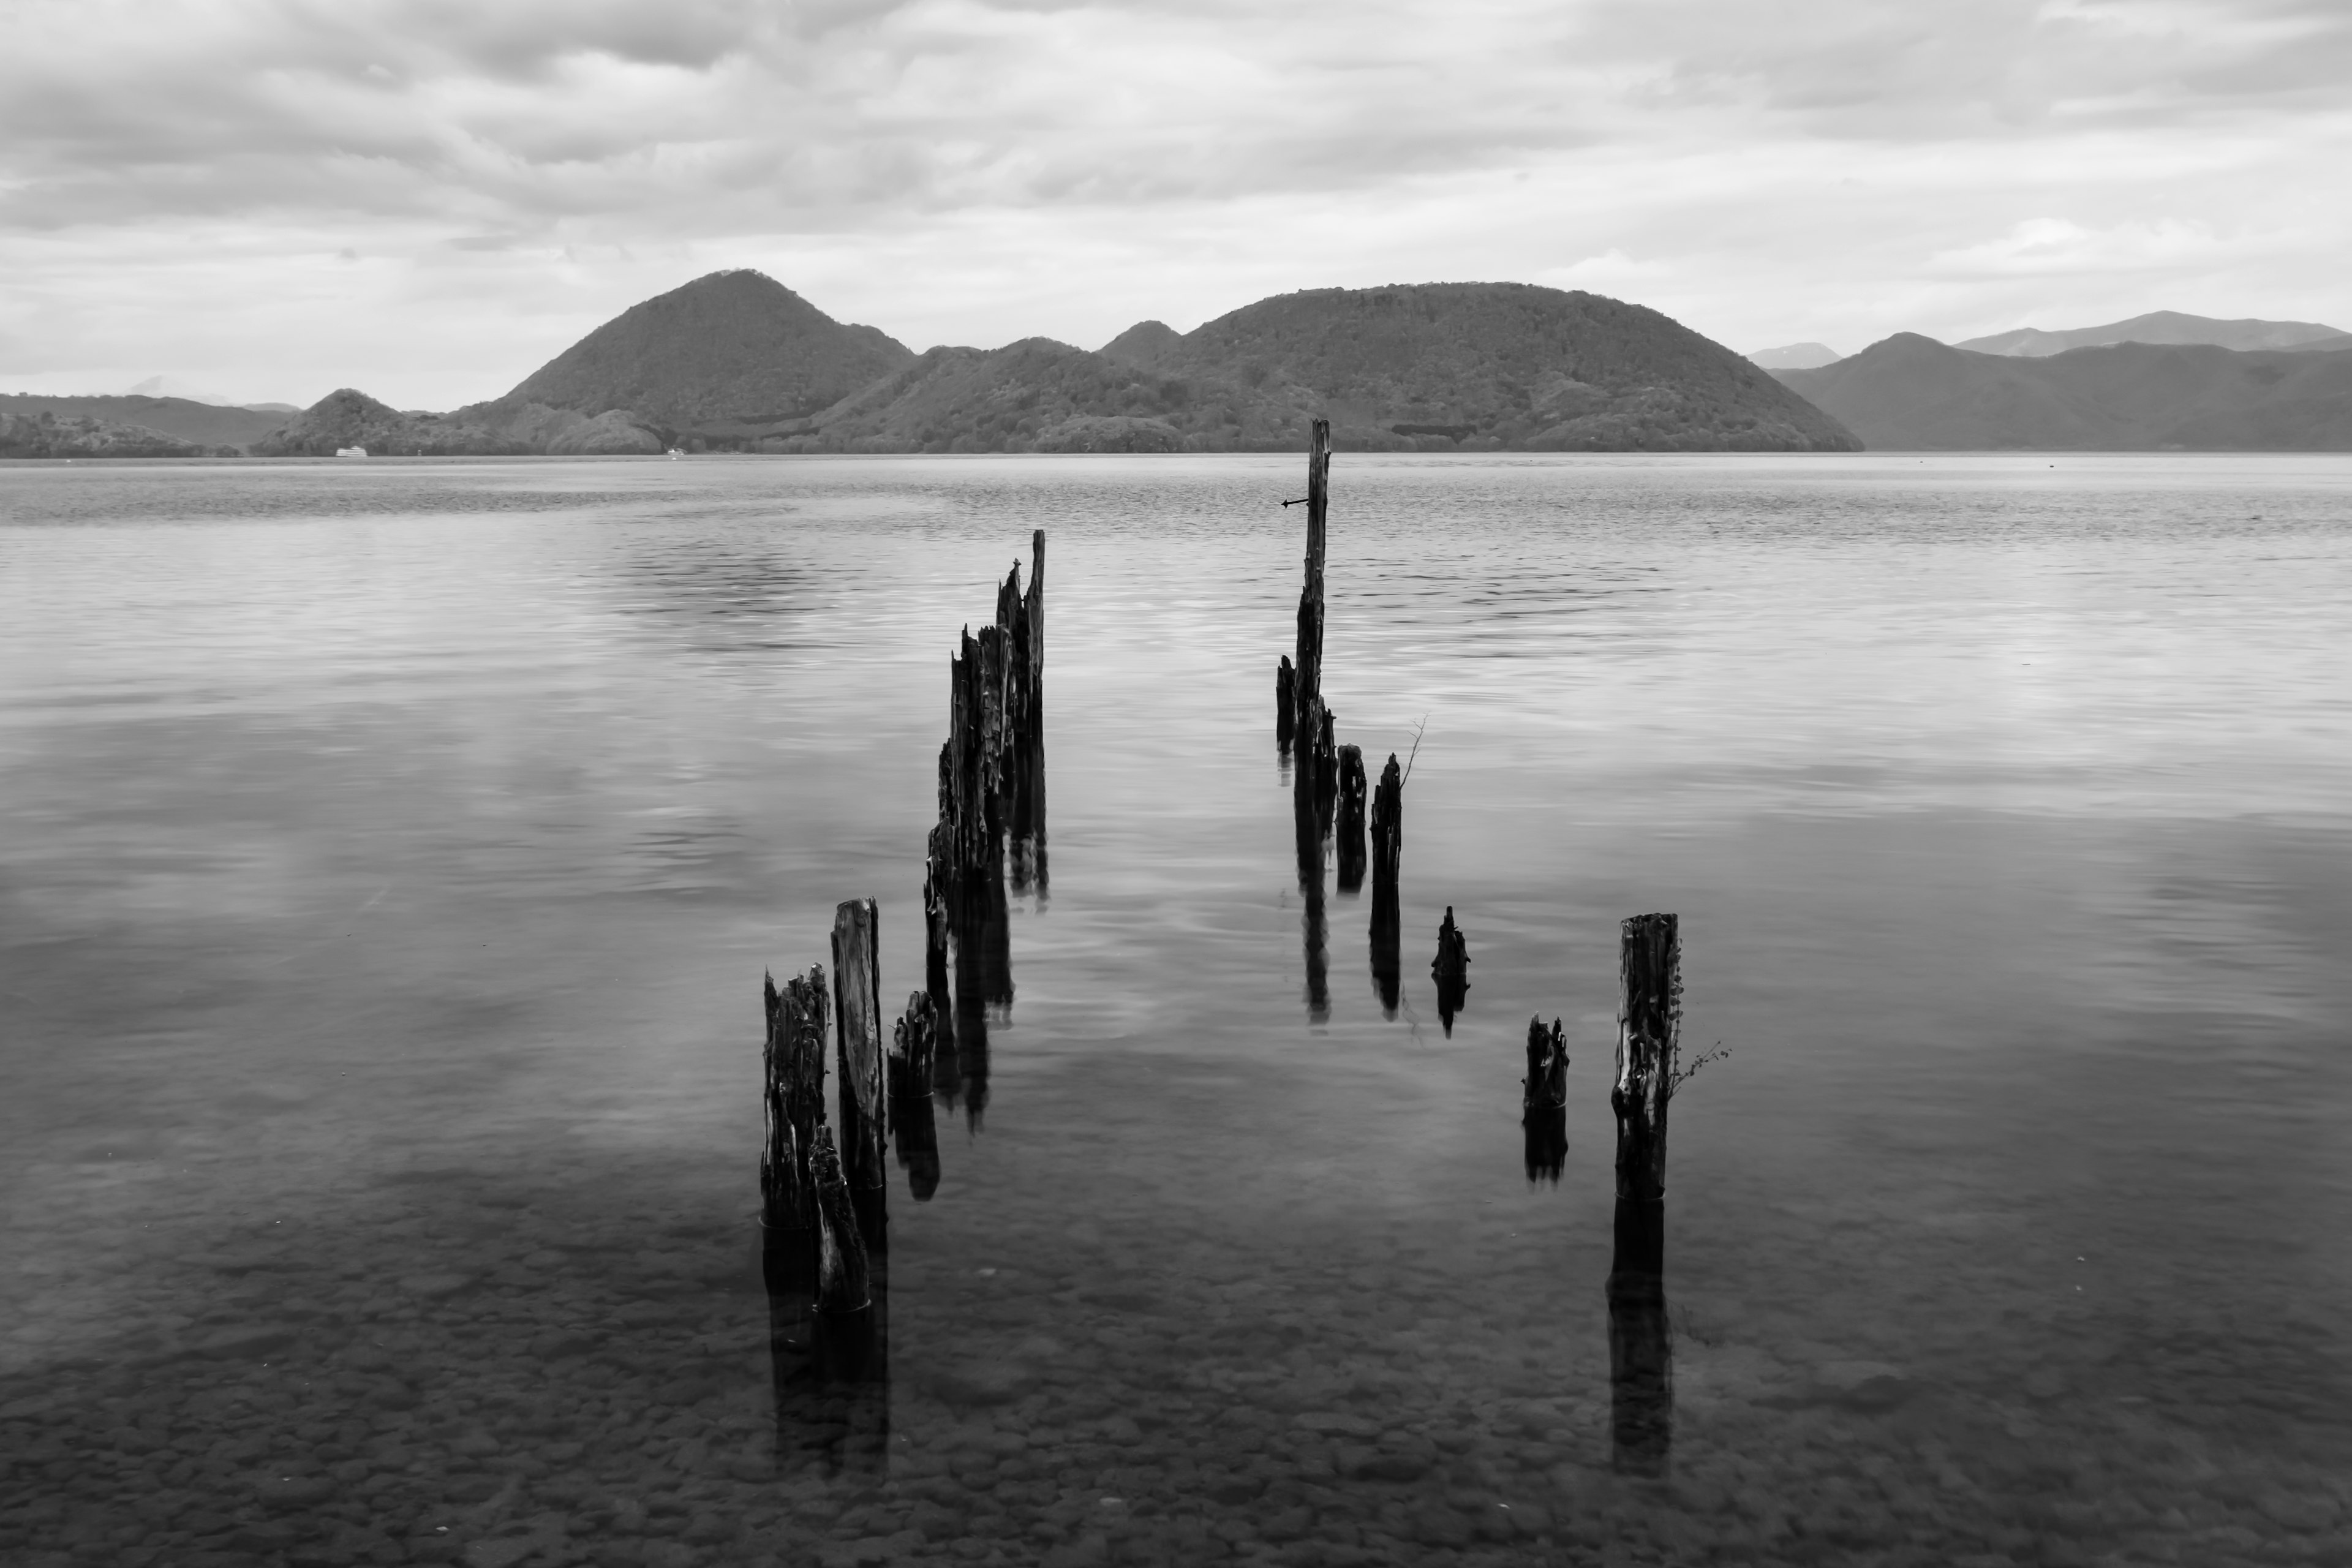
[2,452,2348,1568]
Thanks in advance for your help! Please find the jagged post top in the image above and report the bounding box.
[1615,913,1681,1100]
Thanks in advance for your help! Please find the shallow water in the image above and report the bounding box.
[2,451,2349,1567]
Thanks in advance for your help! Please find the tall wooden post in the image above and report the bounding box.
[1608,913,1677,1476]
[831,899,887,1255]
[1294,418,1329,712]
[1610,913,1678,1284]
[1368,753,1403,1013]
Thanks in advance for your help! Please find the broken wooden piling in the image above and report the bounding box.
[1522,1016,1567,1182]
[1368,752,1403,1012]
[831,899,888,1254]
[761,964,831,1288]
[889,993,941,1202]
[1607,914,1679,1474]
[1335,745,1367,892]
[1276,655,1297,750]
[1433,907,1470,1033]
[1609,913,1678,1289]
[809,1126,870,1316]
[1291,418,1330,730]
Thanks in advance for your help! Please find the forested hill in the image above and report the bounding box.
[786,282,1858,453]
[230,273,1860,456]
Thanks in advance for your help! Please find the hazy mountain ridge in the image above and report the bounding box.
[1,406,239,459]
[248,390,665,457]
[1772,333,2352,450]
[767,281,1856,453]
[1,393,285,448]
[228,273,1856,457]
[1955,310,2350,358]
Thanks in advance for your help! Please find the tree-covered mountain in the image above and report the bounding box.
[249,388,662,456]
[476,269,914,440]
[1771,333,2352,450]
[0,407,236,458]
[0,393,284,448]
[767,282,1857,453]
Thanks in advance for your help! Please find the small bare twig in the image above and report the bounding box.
[1401,715,1428,787]
[1667,1042,1730,1097]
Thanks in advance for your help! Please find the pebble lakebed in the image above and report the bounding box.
[6,1127,2348,1568]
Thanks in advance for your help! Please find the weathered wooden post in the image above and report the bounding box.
[1293,775,1330,1021]
[1023,529,1046,894]
[809,1128,869,1316]
[889,992,941,1202]
[1608,912,1678,1475]
[1333,745,1366,891]
[1522,1016,1567,1182]
[761,965,830,1287]
[1368,753,1403,1014]
[1610,913,1676,1283]
[1313,709,1340,827]
[1276,656,1297,750]
[1433,907,1470,1034]
[1292,418,1330,718]
[831,900,887,1255]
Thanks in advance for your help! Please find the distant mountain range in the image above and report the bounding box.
[1953,311,2350,358]
[1746,342,1842,369]
[1770,333,2352,450]
[247,271,1857,457]
[123,375,297,413]
[0,393,282,457]
[18,287,2350,459]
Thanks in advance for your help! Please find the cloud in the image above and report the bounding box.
[2,0,2348,404]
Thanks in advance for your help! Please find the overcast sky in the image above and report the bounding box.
[5,0,2348,408]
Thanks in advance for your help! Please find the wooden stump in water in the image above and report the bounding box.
[1276,655,1296,750]
[831,899,887,1255]
[1368,752,1403,1013]
[1521,1015,1567,1182]
[809,1126,870,1316]
[1335,744,1367,892]
[760,963,831,1290]
[1609,913,1677,1289]
[889,992,941,1202]
[1292,419,1330,720]
[1433,905,1470,1032]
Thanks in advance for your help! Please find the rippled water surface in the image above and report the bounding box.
[4,452,2350,1567]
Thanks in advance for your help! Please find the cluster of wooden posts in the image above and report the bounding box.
[1273,426,1691,1474]
[758,535,1047,1456]
[1279,421,1415,1023]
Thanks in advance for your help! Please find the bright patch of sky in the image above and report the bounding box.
[3,0,2346,407]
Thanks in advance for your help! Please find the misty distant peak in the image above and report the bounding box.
[126,374,232,405]
[1747,342,1842,369]
[1956,311,2351,357]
